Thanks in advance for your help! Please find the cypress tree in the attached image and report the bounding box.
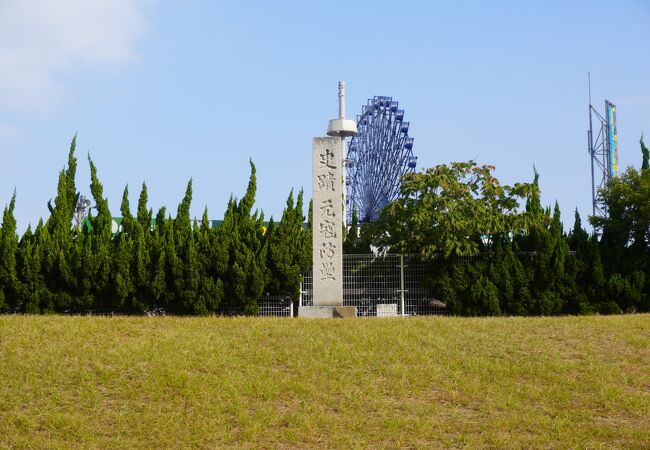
[267,189,308,303]
[150,237,167,309]
[182,231,202,314]
[149,207,168,309]
[343,207,360,254]
[488,236,516,315]
[196,207,225,313]
[113,185,134,310]
[137,182,152,232]
[65,135,79,221]
[565,210,591,313]
[302,198,313,271]
[218,162,267,315]
[155,207,167,236]
[32,220,55,311]
[131,222,151,311]
[120,185,134,235]
[0,192,18,312]
[641,134,649,171]
[87,156,112,309]
[548,202,572,313]
[163,216,182,311]
[45,170,76,310]
[174,179,193,253]
[343,207,372,254]
[167,180,199,313]
[16,225,45,313]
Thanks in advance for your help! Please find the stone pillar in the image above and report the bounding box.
[312,136,343,306]
[299,137,356,318]
[299,81,357,318]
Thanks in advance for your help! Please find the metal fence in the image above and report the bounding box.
[55,301,295,318]
[258,295,294,317]
[300,253,448,317]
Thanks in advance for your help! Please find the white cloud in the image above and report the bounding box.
[0,0,150,113]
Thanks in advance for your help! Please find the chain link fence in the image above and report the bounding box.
[300,253,449,317]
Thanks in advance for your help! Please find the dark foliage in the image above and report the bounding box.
[0,139,311,315]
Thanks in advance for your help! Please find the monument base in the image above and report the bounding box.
[299,305,357,318]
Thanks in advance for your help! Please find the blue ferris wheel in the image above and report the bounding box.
[346,96,417,224]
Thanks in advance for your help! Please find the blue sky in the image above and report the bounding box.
[1,0,649,233]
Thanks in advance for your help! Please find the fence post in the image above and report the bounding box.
[289,299,294,318]
[399,254,406,317]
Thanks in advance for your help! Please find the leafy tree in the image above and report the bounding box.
[373,161,533,257]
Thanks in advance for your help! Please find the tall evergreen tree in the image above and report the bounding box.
[16,225,46,313]
[566,210,593,313]
[137,182,152,232]
[170,180,204,314]
[0,192,18,312]
[343,207,360,254]
[120,185,135,235]
[218,161,267,315]
[149,207,168,308]
[267,189,309,303]
[45,167,77,310]
[130,222,151,311]
[194,207,225,313]
[87,155,112,309]
[163,216,183,312]
[112,185,134,309]
[641,135,649,171]
[174,179,193,254]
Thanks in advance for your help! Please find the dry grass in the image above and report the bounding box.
[0,315,648,449]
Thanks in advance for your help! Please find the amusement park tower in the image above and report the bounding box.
[327,81,357,221]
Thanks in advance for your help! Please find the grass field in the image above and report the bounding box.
[0,315,648,449]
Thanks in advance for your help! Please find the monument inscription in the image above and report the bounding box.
[312,136,343,306]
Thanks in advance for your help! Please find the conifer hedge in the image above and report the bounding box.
[0,139,311,315]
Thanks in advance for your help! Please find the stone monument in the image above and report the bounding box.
[300,82,357,318]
